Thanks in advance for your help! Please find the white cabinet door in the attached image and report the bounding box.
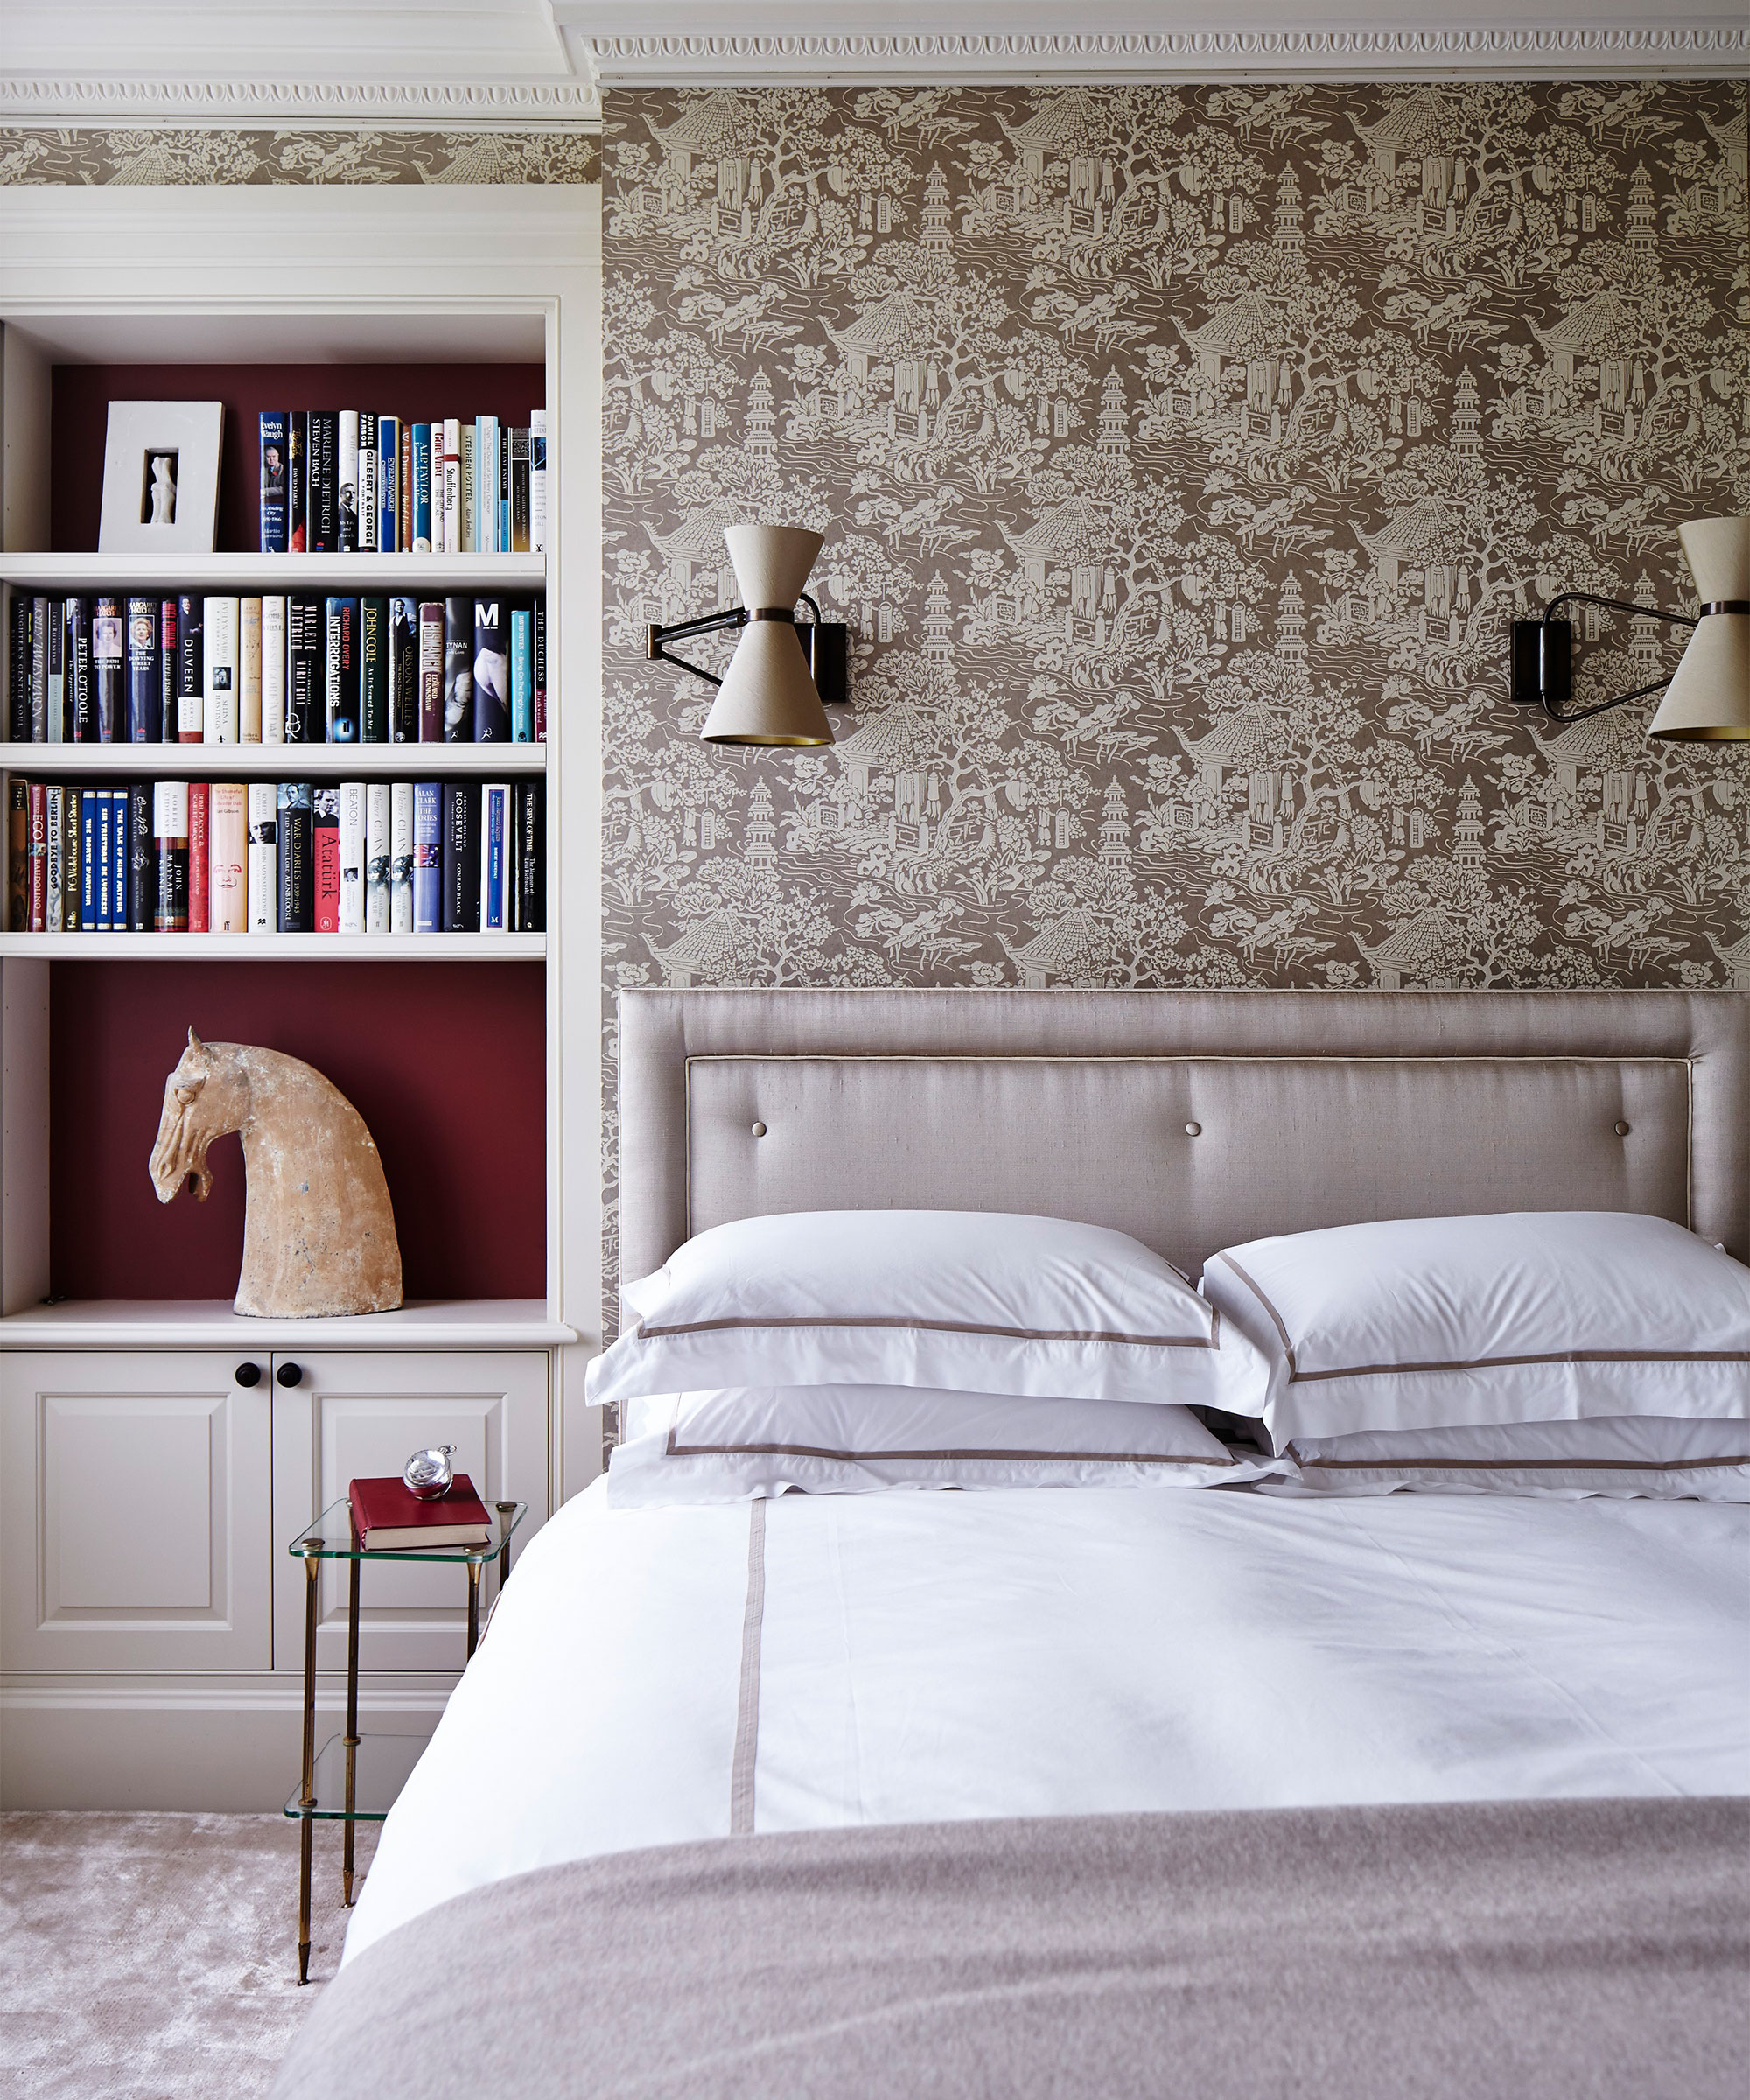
[270,1350,548,1676]
[0,1349,274,1671]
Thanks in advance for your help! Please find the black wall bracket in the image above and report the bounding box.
[1510,592,1697,724]
[646,592,849,707]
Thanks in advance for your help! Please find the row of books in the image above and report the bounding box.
[6,777,543,936]
[260,410,546,556]
[7,593,545,746]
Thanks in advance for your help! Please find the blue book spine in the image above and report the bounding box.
[125,596,161,743]
[410,424,433,552]
[413,780,442,933]
[79,788,97,928]
[473,418,491,553]
[483,784,508,930]
[378,416,400,554]
[94,788,113,929]
[509,606,533,741]
[110,788,128,930]
[258,410,289,554]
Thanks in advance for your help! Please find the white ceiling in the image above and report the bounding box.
[2,1,1744,125]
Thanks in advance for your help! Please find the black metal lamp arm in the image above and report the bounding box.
[646,593,842,701]
[1528,592,1698,724]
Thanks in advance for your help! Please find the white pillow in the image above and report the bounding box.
[588,1210,1264,1414]
[1200,1210,1750,1448]
[1266,1415,1750,1502]
[606,1385,1272,1506]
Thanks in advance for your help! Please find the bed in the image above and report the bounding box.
[274,990,1750,2099]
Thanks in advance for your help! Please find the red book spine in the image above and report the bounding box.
[401,436,413,561]
[188,782,210,932]
[26,782,46,932]
[313,814,340,933]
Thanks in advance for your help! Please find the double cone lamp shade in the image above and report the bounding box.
[701,526,833,746]
[1649,516,1750,741]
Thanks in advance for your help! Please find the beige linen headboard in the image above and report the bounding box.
[616,990,1750,1285]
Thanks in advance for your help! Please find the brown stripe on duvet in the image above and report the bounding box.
[640,1309,1221,1349]
[668,1429,1238,1465]
[1296,1452,1750,1472]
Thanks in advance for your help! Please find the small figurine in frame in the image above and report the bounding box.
[100,400,223,553]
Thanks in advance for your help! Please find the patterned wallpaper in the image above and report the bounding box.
[601,79,1748,1319]
[0,127,598,186]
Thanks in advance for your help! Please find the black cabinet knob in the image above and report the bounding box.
[234,1362,262,1388]
[275,1362,304,1388]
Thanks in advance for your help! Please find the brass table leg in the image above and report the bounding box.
[496,1502,516,1602]
[342,1546,360,1907]
[466,1557,481,1661]
[297,1537,321,1985]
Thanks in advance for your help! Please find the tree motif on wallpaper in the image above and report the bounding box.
[0,128,599,186]
[599,78,1747,1324]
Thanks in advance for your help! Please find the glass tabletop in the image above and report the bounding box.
[288,1495,526,1564]
[284,1733,428,1822]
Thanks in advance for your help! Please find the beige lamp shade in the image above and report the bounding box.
[700,524,834,746]
[1648,515,1750,742]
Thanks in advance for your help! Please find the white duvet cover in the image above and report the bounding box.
[344,1478,1750,1965]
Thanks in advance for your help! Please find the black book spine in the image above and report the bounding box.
[127,780,155,930]
[8,594,27,742]
[388,596,419,742]
[307,410,339,554]
[442,780,480,932]
[359,597,388,743]
[288,410,308,554]
[158,599,178,742]
[276,781,312,932]
[513,779,543,933]
[472,594,508,742]
[29,596,47,741]
[259,410,289,554]
[286,595,321,743]
[176,594,204,743]
[66,598,92,742]
[92,597,123,744]
[126,596,161,744]
[325,594,360,743]
[443,594,473,743]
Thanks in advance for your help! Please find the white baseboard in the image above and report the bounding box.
[0,1672,455,1810]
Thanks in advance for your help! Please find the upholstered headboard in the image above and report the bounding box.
[616,991,1750,1286]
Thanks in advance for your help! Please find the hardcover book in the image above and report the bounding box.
[412,780,442,933]
[357,411,379,554]
[203,596,241,743]
[27,782,47,932]
[92,597,123,745]
[127,780,154,931]
[108,787,127,933]
[286,595,322,744]
[388,597,419,743]
[338,780,366,934]
[246,782,276,934]
[533,598,546,742]
[443,596,473,742]
[158,598,178,743]
[262,597,287,745]
[359,597,388,743]
[66,598,92,744]
[441,417,462,555]
[62,785,80,925]
[472,596,508,743]
[10,778,31,928]
[188,782,210,932]
[529,409,548,556]
[442,780,481,933]
[240,598,262,742]
[480,781,510,932]
[209,782,247,933]
[79,788,97,928]
[10,595,30,741]
[459,423,476,554]
[509,604,532,742]
[176,594,204,743]
[338,410,360,555]
[46,598,65,745]
[510,425,531,554]
[307,410,339,554]
[288,410,308,555]
[324,596,360,744]
[365,780,390,934]
[154,780,190,932]
[259,410,289,554]
[499,422,512,553]
[45,783,63,928]
[91,783,113,929]
[514,779,543,934]
[125,596,160,744]
[417,601,444,741]
[410,423,433,553]
[312,784,340,933]
[277,780,312,932]
[378,415,400,555]
[346,1473,491,1551]
[28,595,47,742]
[474,416,496,553]
[390,780,414,934]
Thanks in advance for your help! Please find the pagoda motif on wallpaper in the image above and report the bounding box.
[601,78,1748,1314]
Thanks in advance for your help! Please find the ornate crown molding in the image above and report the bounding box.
[578,24,1750,80]
[0,77,601,128]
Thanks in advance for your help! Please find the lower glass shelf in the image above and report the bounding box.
[284,1732,429,1823]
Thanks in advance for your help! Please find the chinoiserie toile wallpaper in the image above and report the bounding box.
[0,127,598,186]
[599,78,1747,1322]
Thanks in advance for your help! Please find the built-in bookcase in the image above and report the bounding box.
[0,182,602,1808]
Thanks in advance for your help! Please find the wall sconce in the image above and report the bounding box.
[1511,516,1750,740]
[646,524,849,746]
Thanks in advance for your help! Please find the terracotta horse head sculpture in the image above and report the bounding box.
[149,1030,402,1318]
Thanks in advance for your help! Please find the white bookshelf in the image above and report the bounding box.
[0,182,604,1810]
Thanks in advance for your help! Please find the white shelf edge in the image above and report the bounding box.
[0,932,544,959]
[0,554,545,588]
[0,743,548,775]
[0,1298,578,1348]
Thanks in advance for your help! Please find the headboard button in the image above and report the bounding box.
[751,1121,768,1138]
[1614,1119,1631,1137]
[1185,1121,1202,1137]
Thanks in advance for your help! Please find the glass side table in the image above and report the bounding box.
[283,1496,526,1982]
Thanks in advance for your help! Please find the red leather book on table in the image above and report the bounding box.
[347,1472,492,1550]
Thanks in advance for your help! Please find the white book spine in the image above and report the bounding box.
[365,781,390,933]
[389,780,414,934]
[358,426,379,553]
[442,418,462,554]
[473,418,489,555]
[46,785,63,929]
[240,597,262,742]
[459,425,476,555]
[339,411,360,550]
[529,409,548,556]
[247,781,276,933]
[481,780,510,932]
[202,596,240,743]
[262,596,286,745]
[339,780,366,934]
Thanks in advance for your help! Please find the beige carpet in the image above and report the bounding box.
[0,1812,378,2099]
